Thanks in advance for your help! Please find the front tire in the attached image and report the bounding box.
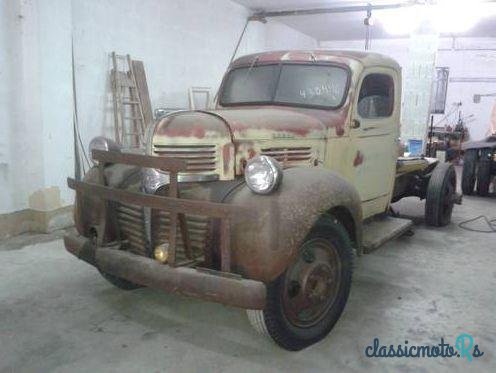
[247,218,353,351]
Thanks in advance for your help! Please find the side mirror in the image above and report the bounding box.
[473,94,481,103]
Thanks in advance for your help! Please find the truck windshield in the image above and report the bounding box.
[220,64,349,108]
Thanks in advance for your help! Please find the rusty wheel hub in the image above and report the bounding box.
[282,238,341,327]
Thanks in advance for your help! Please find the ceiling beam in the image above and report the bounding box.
[249,0,496,20]
[249,2,411,20]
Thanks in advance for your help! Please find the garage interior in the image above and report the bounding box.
[1,0,495,371]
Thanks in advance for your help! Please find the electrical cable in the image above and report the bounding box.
[458,215,496,233]
[71,37,91,173]
[213,17,251,104]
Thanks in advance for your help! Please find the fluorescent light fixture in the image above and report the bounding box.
[377,0,496,35]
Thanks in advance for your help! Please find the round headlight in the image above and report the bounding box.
[142,167,168,194]
[88,136,121,162]
[244,155,283,194]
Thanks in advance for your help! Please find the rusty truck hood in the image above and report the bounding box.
[211,107,329,140]
[153,106,347,142]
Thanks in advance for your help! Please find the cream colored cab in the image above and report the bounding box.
[348,66,401,219]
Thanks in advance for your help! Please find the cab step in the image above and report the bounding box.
[362,216,413,253]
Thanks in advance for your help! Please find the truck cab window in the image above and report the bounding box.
[357,74,394,118]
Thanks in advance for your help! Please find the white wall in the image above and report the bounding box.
[0,0,70,214]
[264,21,318,51]
[320,37,496,142]
[72,2,318,150]
[0,0,16,213]
[0,0,317,216]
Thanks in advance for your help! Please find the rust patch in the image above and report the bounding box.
[28,186,63,211]
[222,144,232,174]
[154,112,230,139]
[229,50,400,71]
[160,126,206,138]
[353,151,364,167]
[211,106,328,139]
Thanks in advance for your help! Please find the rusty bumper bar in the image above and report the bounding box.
[64,234,266,310]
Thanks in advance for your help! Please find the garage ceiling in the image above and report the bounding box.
[233,0,496,41]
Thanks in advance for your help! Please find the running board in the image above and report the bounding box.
[362,216,413,253]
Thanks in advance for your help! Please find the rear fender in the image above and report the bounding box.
[226,167,362,283]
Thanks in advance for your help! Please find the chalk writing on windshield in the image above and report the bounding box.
[299,83,342,101]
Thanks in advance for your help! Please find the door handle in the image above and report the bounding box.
[351,119,361,129]
[363,125,378,131]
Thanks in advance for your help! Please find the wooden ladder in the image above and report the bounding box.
[111,52,146,148]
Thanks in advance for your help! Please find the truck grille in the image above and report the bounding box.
[261,146,313,165]
[151,211,208,265]
[153,144,218,173]
[115,203,148,256]
[115,202,208,266]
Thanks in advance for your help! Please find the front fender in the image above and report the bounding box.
[227,167,362,283]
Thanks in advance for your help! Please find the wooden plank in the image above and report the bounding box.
[131,60,154,130]
[127,55,144,147]
[111,52,121,143]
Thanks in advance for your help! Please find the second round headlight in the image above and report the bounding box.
[244,155,283,194]
[88,136,121,162]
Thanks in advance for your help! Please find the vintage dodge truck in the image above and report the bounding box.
[65,50,460,351]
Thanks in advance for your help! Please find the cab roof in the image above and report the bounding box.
[230,50,400,70]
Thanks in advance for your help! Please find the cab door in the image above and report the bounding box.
[350,67,401,218]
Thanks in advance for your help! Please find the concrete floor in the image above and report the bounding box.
[1,195,495,373]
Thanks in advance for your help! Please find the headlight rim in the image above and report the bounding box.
[88,136,121,162]
[244,155,283,195]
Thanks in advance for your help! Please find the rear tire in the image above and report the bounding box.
[477,148,492,196]
[461,149,478,195]
[247,217,353,351]
[425,163,456,227]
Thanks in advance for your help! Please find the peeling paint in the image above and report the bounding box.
[353,151,364,167]
[28,186,63,211]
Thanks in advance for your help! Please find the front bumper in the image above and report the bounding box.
[67,149,265,309]
[64,234,266,309]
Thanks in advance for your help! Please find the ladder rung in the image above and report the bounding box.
[124,132,139,136]
[123,116,143,121]
[122,100,140,105]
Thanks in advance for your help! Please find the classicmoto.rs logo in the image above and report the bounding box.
[364,334,484,361]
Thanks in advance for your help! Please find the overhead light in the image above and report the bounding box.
[376,7,420,35]
[377,0,496,35]
[434,0,491,33]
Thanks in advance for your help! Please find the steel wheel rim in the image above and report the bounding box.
[282,238,341,328]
